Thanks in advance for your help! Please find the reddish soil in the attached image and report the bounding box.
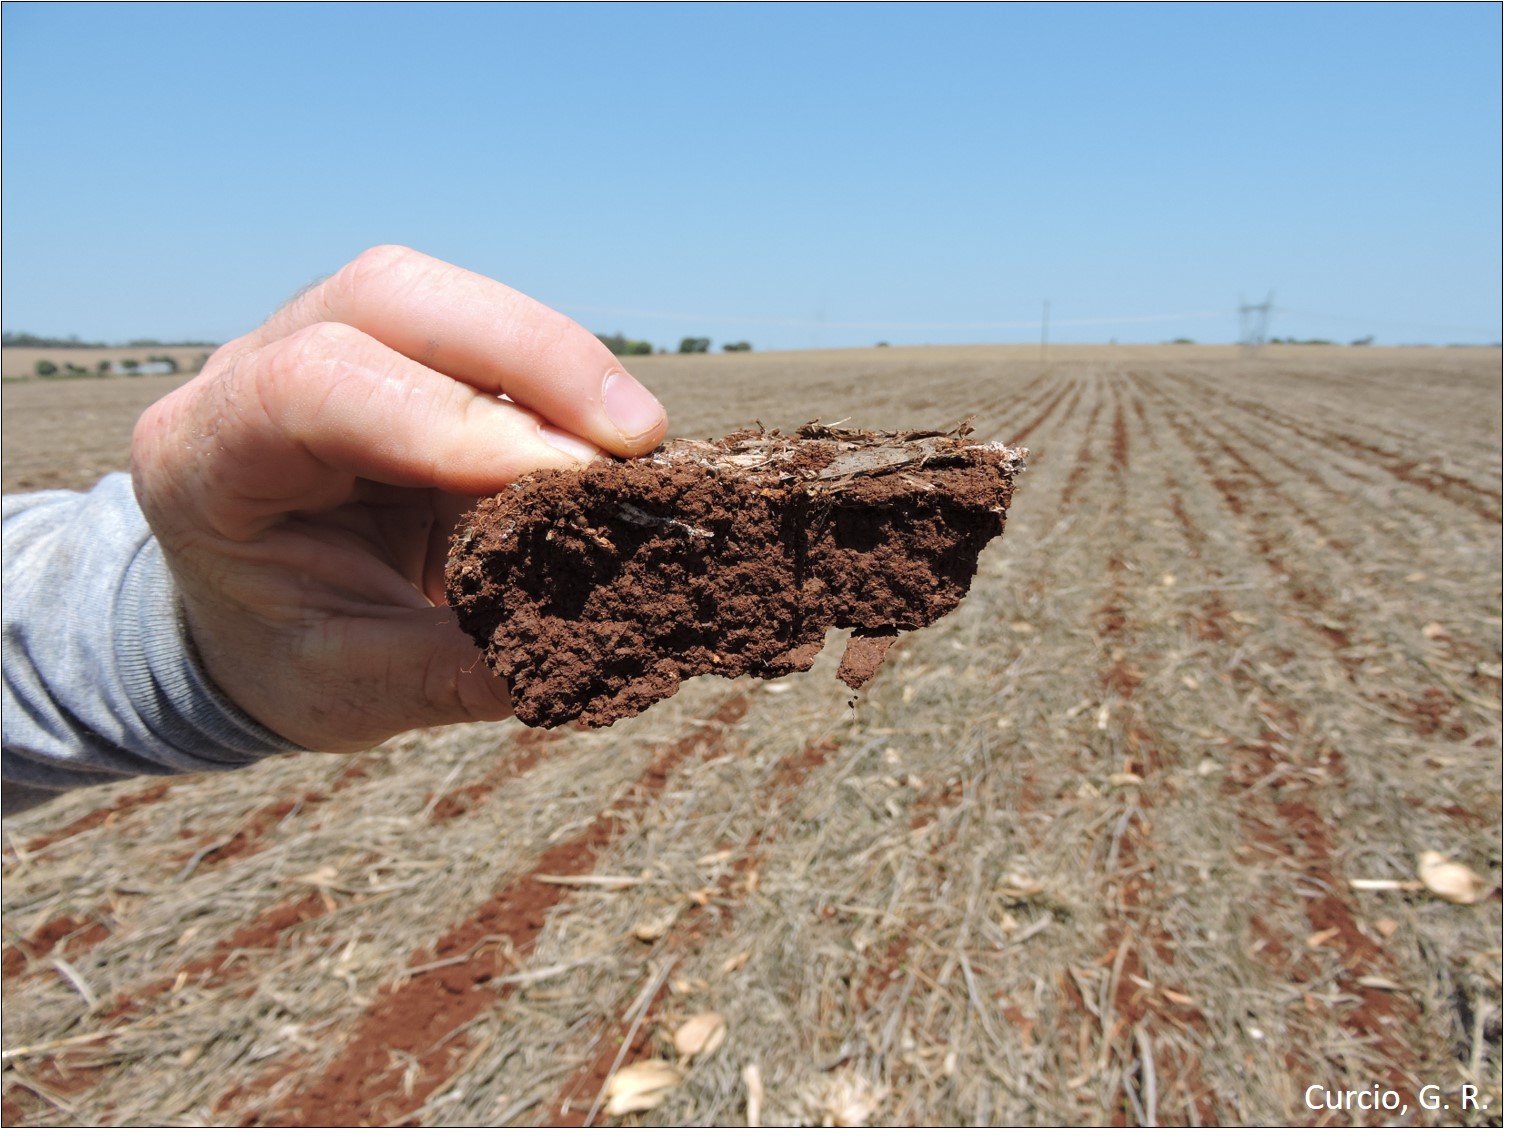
[104,890,332,1022]
[1007,381,1076,442]
[425,727,559,820]
[447,427,1024,728]
[9,782,172,858]
[546,738,842,1125]
[2,913,111,980]
[246,695,750,1127]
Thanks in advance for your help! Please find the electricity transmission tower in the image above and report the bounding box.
[1238,292,1274,354]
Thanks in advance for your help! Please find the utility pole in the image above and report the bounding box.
[1041,300,1050,360]
[1238,291,1274,355]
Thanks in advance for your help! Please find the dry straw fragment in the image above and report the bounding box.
[1416,850,1487,905]
[743,1062,764,1127]
[603,1059,683,1117]
[1349,877,1418,892]
[673,1011,727,1060]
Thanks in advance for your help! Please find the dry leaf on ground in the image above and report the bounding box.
[604,1059,683,1117]
[673,1011,727,1060]
[1417,850,1488,905]
[813,1070,884,1127]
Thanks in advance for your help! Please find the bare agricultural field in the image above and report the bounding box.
[1,344,1501,1126]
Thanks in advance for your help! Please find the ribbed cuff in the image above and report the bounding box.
[118,536,301,766]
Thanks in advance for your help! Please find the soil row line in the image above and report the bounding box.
[5,730,560,1001]
[1003,378,1077,444]
[4,780,174,862]
[1173,369,1499,524]
[545,739,842,1126]
[914,367,1046,441]
[1134,379,1432,1120]
[1,912,113,982]
[239,692,752,1126]
[1056,390,1106,512]
[0,888,334,1126]
[1244,363,1494,468]
[1147,378,1487,749]
[1081,387,1220,1126]
[2,731,570,1123]
[1135,379,1439,1116]
[1156,372,1496,742]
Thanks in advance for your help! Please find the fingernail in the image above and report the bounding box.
[602,370,666,444]
[539,424,603,462]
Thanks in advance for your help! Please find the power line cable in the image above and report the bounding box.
[1274,307,1497,337]
[554,304,1233,332]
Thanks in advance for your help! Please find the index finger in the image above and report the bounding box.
[240,245,667,457]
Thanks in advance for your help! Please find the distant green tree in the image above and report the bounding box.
[98,360,113,375]
[34,359,58,377]
[120,358,141,372]
[721,341,752,353]
[598,332,654,356]
[64,363,89,376]
[3,332,104,348]
[678,337,711,354]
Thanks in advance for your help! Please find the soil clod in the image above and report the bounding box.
[446,425,1026,728]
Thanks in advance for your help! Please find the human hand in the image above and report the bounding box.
[131,245,668,751]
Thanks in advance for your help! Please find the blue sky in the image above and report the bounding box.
[1,2,1501,349]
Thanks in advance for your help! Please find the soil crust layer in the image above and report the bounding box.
[446,425,1026,728]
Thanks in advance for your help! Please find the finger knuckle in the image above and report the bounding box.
[339,243,426,294]
[268,321,360,377]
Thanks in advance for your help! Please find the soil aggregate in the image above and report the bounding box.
[446,424,1026,728]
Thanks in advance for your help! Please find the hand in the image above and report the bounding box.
[131,245,668,751]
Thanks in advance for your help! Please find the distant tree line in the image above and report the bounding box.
[679,338,753,353]
[29,352,209,379]
[3,331,217,348]
[1266,336,1367,346]
[598,332,756,356]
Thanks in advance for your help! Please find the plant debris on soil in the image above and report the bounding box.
[447,424,1027,728]
[3,347,1499,1127]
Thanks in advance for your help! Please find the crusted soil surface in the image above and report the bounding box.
[447,425,1025,728]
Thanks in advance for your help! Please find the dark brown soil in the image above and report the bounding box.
[446,425,1026,728]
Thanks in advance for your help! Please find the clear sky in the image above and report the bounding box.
[1,2,1501,350]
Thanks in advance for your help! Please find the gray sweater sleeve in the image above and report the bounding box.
[3,473,300,814]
